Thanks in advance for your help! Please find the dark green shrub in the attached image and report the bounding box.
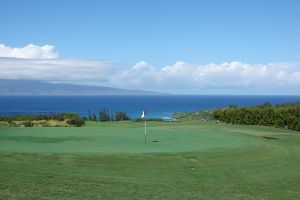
[213,102,300,131]
[22,121,34,127]
[115,112,130,121]
[0,112,82,122]
[8,121,17,127]
[66,118,85,127]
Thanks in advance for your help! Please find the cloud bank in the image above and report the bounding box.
[0,57,115,83]
[0,44,58,59]
[0,44,299,94]
[117,61,300,90]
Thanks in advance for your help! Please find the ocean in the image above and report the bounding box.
[0,95,299,119]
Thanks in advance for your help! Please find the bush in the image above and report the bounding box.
[0,121,9,127]
[0,113,86,127]
[8,121,17,127]
[213,102,300,131]
[66,118,85,127]
[22,121,34,127]
[0,112,82,122]
[115,112,130,121]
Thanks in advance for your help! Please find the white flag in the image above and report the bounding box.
[141,109,146,118]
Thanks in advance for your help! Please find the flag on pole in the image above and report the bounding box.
[141,109,147,144]
[141,109,147,119]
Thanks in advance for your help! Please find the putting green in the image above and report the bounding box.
[0,122,290,154]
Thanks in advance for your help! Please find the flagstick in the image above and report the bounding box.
[144,118,147,144]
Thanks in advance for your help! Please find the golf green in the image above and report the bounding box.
[0,122,299,199]
[0,124,265,154]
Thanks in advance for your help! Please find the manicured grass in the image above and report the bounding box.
[0,121,299,199]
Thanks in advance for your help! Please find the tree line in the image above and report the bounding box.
[0,109,135,127]
[213,102,300,131]
[86,109,130,122]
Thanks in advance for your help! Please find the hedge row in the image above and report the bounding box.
[213,103,300,131]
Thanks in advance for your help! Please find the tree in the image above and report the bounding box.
[92,113,97,121]
[110,114,115,121]
[88,110,92,121]
[213,103,300,131]
[99,108,111,122]
[115,112,130,121]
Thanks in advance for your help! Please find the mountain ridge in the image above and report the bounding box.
[0,80,169,96]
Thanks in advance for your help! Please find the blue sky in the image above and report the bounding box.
[1,0,299,65]
[0,0,299,94]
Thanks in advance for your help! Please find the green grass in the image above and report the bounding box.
[0,121,299,199]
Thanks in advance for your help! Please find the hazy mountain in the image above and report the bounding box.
[0,80,168,96]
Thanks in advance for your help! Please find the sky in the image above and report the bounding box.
[0,0,299,95]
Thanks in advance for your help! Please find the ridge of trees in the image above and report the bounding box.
[213,102,300,131]
[85,109,130,122]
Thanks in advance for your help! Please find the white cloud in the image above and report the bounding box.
[0,45,299,94]
[0,58,117,83]
[0,44,58,59]
[112,61,300,91]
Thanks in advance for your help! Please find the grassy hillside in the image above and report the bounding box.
[0,121,299,199]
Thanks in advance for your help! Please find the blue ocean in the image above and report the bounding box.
[0,95,299,119]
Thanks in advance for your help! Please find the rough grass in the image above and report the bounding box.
[33,120,70,127]
[0,121,299,199]
[0,120,70,127]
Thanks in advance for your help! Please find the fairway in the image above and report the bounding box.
[0,122,300,199]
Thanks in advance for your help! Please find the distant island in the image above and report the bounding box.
[0,79,169,96]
